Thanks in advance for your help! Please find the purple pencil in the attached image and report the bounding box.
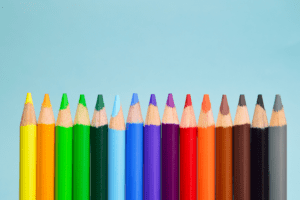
[162,93,179,200]
[144,94,161,200]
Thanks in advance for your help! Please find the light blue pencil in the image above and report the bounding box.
[108,95,125,200]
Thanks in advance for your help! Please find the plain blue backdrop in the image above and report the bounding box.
[1,0,299,198]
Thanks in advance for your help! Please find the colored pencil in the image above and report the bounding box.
[73,94,90,200]
[233,95,250,200]
[20,93,37,200]
[197,94,215,200]
[179,94,197,200]
[251,95,269,200]
[91,95,108,200]
[162,93,179,200]
[144,94,161,200]
[37,94,55,200]
[108,95,125,200]
[216,95,233,200]
[126,93,144,200]
[269,95,287,200]
[55,94,73,200]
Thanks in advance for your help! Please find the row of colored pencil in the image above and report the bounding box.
[20,93,287,200]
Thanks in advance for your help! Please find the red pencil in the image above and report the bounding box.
[180,94,197,200]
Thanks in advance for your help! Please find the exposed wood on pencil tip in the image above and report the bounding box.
[238,95,246,106]
[273,94,283,111]
[220,95,229,115]
[256,94,265,110]
[38,94,55,124]
[21,93,37,126]
[127,94,143,124]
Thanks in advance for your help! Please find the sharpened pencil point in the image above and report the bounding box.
[273,94,283,111]
[95,95,105,111]
[112,95,121,117]
[42,94,52,107]
[184,94,192,108]
[131,93,139,106]
[202,94,211,113]
[149,94,157,106]
[256,94,265,110]
[220,95,229,115]
[238,95,246,106]
[79,94,87,107]
[166,93,175,108]
[25,93,33,104]
[60,93,69,110]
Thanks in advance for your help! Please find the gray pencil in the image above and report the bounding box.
[269,95,287,200]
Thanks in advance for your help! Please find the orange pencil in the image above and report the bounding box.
[37,94,55,200]
[197,94,215,200]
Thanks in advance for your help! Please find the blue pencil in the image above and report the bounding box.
[126,93,144,200]
[108,95,125,200]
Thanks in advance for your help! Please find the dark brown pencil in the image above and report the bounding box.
[233,95,250,200]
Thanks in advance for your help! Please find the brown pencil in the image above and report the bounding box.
[233,95,250,200]
[216,95,233,200]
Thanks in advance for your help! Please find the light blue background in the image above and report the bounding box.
[1,0,299,198]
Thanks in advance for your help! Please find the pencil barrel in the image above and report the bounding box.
[269,126,287,200]
[108,129,125,200]
[233,124,250,200]
[55,126,72,200]
[37,124,55,200]
[162,123,179,200]
[216,127,232,200]
[20,125,37,200]
[73,125,90,200]
[144,125,161,200]
[251,128,269,200]
[198,126,215,200]
[126,123,143,200]
[180,127,197,200]
[90,125,108,200]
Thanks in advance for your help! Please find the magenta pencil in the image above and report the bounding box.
[162,93,179,200]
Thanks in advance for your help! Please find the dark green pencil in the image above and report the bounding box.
[91,95,108,200]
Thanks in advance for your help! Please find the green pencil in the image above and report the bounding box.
[73,94,90,200]
[55,93,73,200]
[91,95,108,200]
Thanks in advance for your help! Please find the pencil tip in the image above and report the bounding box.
[112,95,121,117]
[273,94,283,111]
[79,94,87,107]
[60,93,69,110]
[149,94,157,106]
[220,95,229,115]
[95,95,104,111]
[238,95,246,106]
[202,94,211,112]
[256,94,265,110]
[42,94,51,107]
[166,93,175,108]
[184,94,192,108]
[25,93,33,104]
[131,93,139,106]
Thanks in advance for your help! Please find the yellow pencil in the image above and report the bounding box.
[20,93,37,200]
